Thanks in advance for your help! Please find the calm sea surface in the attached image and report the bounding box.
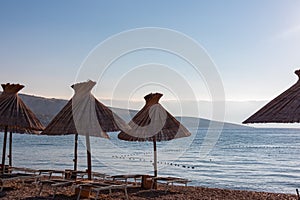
[1,128,300,194]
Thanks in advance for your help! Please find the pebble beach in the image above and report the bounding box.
[0,179,298,200]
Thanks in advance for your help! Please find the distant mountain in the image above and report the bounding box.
[18,93,250,129]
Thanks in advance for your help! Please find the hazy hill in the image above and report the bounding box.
[18,93,249,129]
[19,94,67,126]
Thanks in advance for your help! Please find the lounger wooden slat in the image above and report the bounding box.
[110,174,143,185]
[151,176,191,191]
[76,182,131,200]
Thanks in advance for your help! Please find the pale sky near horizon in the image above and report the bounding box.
[1,0,300,104]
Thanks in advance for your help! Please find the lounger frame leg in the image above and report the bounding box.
[124,187,129,200]
[95,190,100,200]
[0,180,3,192]
[53,187,57,199]
[38,183,43,195]
[76,186,82,200]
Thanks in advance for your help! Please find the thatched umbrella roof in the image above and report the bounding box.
[42,80,129,179]
[0,83,44,172]
[42,81,128,136]
[118,93,191,177]
[0,83,44,133]
[243,69,300,124]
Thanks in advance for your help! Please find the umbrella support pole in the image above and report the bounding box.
[8,132,12,167]
[153,139,157,177]
[1,126,8,174]
[85,135,92,180]
[73,133,78,171]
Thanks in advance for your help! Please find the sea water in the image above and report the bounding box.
[0,128,299,194]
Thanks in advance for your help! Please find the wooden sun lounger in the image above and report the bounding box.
[76,181,131,200]
[91,184,130,200]
[36,169,88,198]
[92,172,107,180]
[8,166,40,174]
[75,181,132,200]
[36,170,102,198]
[110,174,143,185]
[0,173,41,192]
[37,169,87,180]
[151,176,191,191]
[38,179,75,198]
[64,170,87,180]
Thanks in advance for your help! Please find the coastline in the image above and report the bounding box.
[0,179,297,200]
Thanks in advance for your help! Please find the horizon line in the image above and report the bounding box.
[16,92,269,103]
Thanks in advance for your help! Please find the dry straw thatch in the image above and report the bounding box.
[118,93,191,142]
[42,80,129,179]
[0,83,44,133]
[0,83,44,172]
[118,93,191,177]
[41,81,128,136]
[243,69,300,124]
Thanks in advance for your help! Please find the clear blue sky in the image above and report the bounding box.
[0,0,300,102]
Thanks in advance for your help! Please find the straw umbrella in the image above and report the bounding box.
[118,93,191,177]
[41,80,129,180]
[0,83,44,173]
[243,69,300,124]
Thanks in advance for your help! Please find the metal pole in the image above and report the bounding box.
[153,138,157,177]
[1,126,8,173]
[85,134,92,180]
[9,132,12,167]
[73,133,78,171]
